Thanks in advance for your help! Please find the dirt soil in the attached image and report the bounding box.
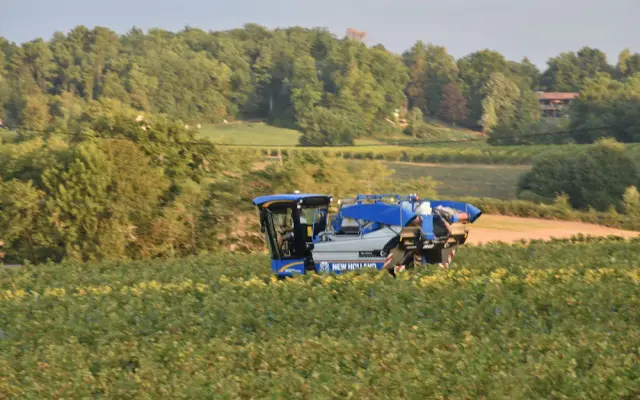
[466,214,640,245]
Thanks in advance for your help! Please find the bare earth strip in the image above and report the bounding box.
[467,214,640,245]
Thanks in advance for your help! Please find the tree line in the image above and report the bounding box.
[0,24,639,146]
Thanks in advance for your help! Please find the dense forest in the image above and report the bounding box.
[0,24,639,145]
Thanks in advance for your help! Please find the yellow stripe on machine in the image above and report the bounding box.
[261,200,294,208]
[278,261,304,272]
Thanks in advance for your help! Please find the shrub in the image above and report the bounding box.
[454,195,640,231]
[383,151,403,161]
[623,186,640,216]
[298,107,358,146]
[517,138,639,211]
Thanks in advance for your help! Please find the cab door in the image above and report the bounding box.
[259,205,307,277]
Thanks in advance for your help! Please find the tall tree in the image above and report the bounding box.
[480,96,497,134]
[480,72,520,132]
[541,47,614,92]
[403,41,428,113]
[290,55,323,129]
[509,57,541,90]
[616,48,640,80]
[458,49,511,128]
[422,44,459,116]
[568,72,640,143]
[368,44,410,121]
[437,82,468,127]
[403,42,458,117]
[540,52,582,91]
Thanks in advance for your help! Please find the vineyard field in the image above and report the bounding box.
[1,237,639,398]
[249,142,640,166]
[196,120,479,147]
[387,161,529,200]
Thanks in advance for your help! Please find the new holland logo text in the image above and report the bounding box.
[331,262,378,271]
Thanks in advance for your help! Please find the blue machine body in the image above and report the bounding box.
[252,193,482,277]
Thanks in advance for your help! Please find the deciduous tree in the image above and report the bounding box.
[437,83,468,126]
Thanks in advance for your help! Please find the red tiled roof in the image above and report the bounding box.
[536,92,579,100]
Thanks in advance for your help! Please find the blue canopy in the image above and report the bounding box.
[252,193,332,207]
[339,203,418,227]
[429,200,483,223]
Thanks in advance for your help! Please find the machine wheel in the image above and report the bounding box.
[391,250,415,274]
[382,236,400,256]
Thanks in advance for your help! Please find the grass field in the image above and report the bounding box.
[386,161,529,200]
[2,238,639,398]
[197,121,302,145]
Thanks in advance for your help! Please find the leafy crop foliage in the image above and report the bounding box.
[1,237,639,398]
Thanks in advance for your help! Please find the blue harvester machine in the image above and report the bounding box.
[252,193,482,277]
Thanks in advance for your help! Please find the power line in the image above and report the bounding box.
[4,121,640,149]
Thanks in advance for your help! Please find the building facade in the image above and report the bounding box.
[536,92,579,117]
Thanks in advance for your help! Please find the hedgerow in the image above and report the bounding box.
[453,195,640,231]
[252,142,640,165]
[1,238,639,398]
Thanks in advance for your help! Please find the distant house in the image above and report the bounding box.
[536,92,579,117]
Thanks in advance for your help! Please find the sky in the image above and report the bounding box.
[1,0,638,69]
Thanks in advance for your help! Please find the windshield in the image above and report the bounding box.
[299,205,327,224]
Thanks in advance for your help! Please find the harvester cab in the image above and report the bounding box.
[252,192,482,277]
